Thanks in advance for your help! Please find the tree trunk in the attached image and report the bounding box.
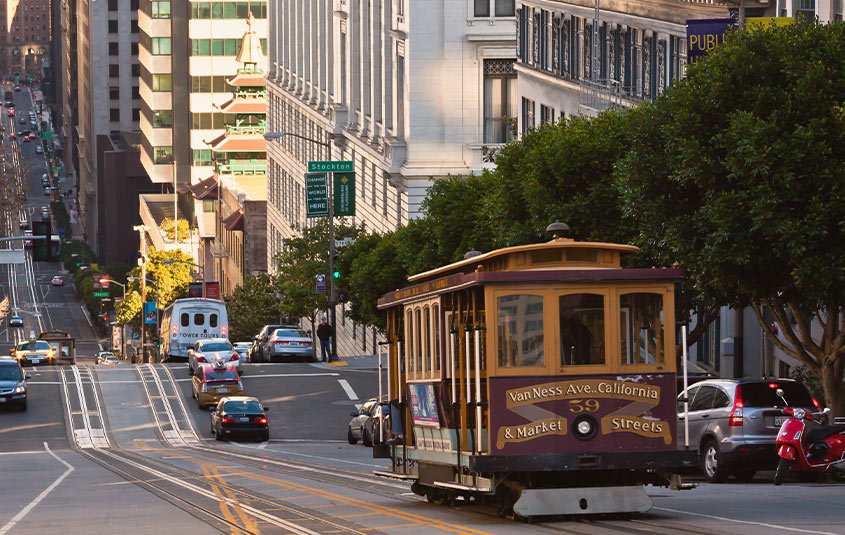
[820,360,845,419]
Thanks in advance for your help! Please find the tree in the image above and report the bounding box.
[224,274,283,341]
[114,249,195,329]
[273,219,361,333]
[159,217,191,241]
[619,21,845,415]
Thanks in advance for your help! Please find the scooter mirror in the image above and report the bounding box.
[823,407,831,414]
[776,388,784,398]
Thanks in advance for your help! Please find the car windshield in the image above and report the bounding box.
[272,329,308,338]
[223,400,263,414]
[0,365,22,381]
[206,371,238,381]
[201,342,232,352]
[17,341,50,351]
[742,382,814,408]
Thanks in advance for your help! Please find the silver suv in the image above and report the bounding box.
[677,378,818,483]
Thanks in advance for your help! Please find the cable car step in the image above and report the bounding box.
[433,480,494,494]
[372,470,418,481]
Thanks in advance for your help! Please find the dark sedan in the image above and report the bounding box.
[211,396,269,442]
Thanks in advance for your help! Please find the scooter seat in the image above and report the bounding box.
[805,424,845,444]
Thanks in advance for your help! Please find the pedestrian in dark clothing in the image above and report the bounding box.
[316,318,332,362]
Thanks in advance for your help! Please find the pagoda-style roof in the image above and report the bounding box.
[227,72,266,87]
[221,209,244,231]
[220,97,266,114]
[189,176,219,200]
[208,134,266,152]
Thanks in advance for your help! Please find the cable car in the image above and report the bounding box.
[373,225,695,519]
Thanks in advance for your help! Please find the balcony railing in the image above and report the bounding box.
[225,124,266,135]
[216,160,267,175]
[233,89,266,99]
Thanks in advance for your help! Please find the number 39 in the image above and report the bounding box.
[569,399,600,413]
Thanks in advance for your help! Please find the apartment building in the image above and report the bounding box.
[265,0,516,356]
[0,0,51,74]
[73,0,141,249]
[137,0,268,267]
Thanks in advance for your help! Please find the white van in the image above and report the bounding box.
[160,298,229,361]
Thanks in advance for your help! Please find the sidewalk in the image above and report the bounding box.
[313,354,383,370]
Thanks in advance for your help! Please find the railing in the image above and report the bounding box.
[225,124,266,135]
[216,160,267,175]
[237,66,264,75]
[579,79,623,112]
[233,89,266,99]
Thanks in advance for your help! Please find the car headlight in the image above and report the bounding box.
[14,385,25,394]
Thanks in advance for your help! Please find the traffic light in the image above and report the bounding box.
[337,290,349,303]
[331,251,341,279]
[32,220,51,261]
[332,268,341,280]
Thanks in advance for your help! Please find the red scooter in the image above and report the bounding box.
[774,388,845,485]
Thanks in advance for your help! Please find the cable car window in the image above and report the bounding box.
[210,313,218,328]
[620,293,664,365]
[433,305,441,372]
[406,310,414,372]
[497,295,544,367]
[424,307,431,373]
[560,294,605,366]
[415,309,422,373]
[194,313,205,326]
[181,313,189,327]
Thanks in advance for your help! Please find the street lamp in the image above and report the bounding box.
[132,225,151,361]
[162,259,206,297]
[264,131,337,362]
[128,275,159,362]
[110,280,127,360]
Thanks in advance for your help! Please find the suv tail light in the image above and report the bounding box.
[812,398,820,409]
[222,417,234,423]
[257,417,267,424]
[230,353,239,361]
[730,385,744,426]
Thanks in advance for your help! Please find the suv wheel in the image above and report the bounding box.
[702,440,729,483]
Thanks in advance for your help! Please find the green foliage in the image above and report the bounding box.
[159,217,191,241]
[788,365,825,404]
[114,249,195,327]
[61,240,97,274]
[224,273,283,341]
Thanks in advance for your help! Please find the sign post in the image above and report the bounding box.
[315,274,326,294]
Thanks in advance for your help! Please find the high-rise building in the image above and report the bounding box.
[1,0,51,75]
[137,0,268,265]
[265,0,516,356]
[73,0,141,249]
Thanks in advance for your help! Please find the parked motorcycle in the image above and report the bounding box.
[774,388,845,485]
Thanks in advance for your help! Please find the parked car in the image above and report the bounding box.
[348,398,388,446]
[101,355,119,365]
[211,396,269,442]
[96,351,116,364]
[233,342,252,362]
[251,325,315,363]
[35,145,42,154]
[51,275,64,286]
[8,315,23,327]
[23,230,32,248]
[0,356,29,411]
[191,362,243,408]
[678,378,820,483]
[188,338,239,375]
[18,116,24,124]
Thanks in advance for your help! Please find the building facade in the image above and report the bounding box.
[1,0,51,75]
[73,0,141,250]
[265,0,516,356]
[137,0,268,261]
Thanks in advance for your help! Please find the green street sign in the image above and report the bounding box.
[334,172,356,217]
[93,292,109,297]
[305,173,329,218]
[307,161,353,173]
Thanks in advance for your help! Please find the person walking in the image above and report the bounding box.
[316,317,333,362]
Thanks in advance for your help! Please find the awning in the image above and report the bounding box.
[221,209,244,231]
[189,176,218,200]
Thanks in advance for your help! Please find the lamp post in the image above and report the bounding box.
[129,276,160,362]
[162,259,205,297]
[110,280,127,360]
[264,131,337,362]
[132,224,150,361]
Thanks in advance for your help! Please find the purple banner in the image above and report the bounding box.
[686,18,735,65]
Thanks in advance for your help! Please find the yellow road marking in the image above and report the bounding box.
[337,512,380,519]
[210,464,261,534]
[136,441,494,535]
[203,464,244,535]
[361,524,422,531]
[327,361,348,367]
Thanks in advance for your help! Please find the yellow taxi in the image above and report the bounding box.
[191,360,243,408]
[11,339,57,367]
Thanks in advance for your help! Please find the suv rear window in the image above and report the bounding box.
[273,329,307,338]
[205,371,238,381]
[742,382,814,407]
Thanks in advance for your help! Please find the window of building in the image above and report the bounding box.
[521,97,535,134]
[108,20,118,33]
[483,59,517,144]
[109,42,119,56]
[152,37,171,55]
[133,108,140,121]
[474,0,514,17]
[131,19,138,33]
[108,0,117,11]
[152,110,172,127]
[109,87,120,100]
[152,73,172,91]
[151,1,171,18]
[540,104,554,125]
[110,108,120,121]
[131,63,140,77]
[131,86,140,99]
[153,146,173,164]
[193,149,212,166]
[109,64,119,77]
[131,42,138,55]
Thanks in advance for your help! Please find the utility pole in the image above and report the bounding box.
[133,225,150,363]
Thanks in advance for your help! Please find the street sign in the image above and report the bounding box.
[305,173,329,218]
[93,291,108,297]
[315,274,326,294]
[334,237,355,248]
[334,172,356,217]
[143,302,157,324]
[307,161,353,173]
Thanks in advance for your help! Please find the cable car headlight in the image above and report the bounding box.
[577,420,592,435]
[572,415,598,441]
